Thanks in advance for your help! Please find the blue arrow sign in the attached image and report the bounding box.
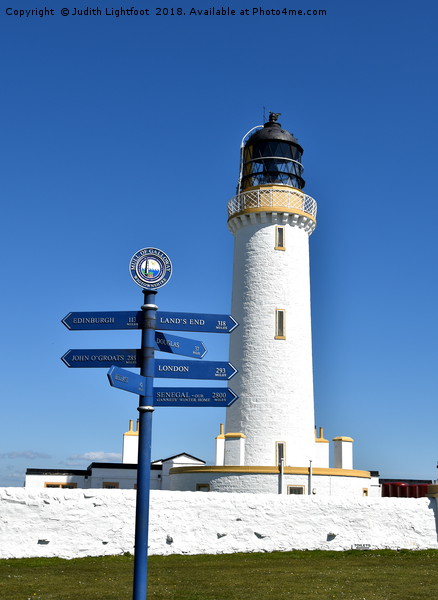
[154,359,237,380]
[62,311,140,330]
[153,387,238,407]
[62,349,140,368]
[62,311,238,333]
[156,312,238,333]
[108,366,146,396]
[62,351,238,380]
[154,332,207,359]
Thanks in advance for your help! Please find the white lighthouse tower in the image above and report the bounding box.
[169,114,377,496]
[225,113,317,469]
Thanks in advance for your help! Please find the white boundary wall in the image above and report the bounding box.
[1,488,437,559]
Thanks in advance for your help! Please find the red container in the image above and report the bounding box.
[381,482,431,498]
[390,482,408,498]
[382,483,391,497]
[407,485,418,498]
[417,484,429,498]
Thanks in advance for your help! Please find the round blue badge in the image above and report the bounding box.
[129,248,172,290]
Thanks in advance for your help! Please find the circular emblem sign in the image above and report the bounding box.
[129,248,172,290]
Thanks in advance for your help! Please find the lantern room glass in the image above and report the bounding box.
[242,140,305,190]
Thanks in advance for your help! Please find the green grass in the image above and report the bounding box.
[1,550,438,600]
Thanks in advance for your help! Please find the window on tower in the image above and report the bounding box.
[275,226,285,250]
[276,441,286,466]
[275,309,286,339]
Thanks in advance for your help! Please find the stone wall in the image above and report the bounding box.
[1,488,437,559]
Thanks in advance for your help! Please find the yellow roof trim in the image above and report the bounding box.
[333,436,354,442]
[169,465,370,478]
[224,432,246,439]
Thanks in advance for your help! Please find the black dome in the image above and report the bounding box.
[246,120,303,154]
[240,114,305,191]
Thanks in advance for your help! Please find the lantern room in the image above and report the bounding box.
[239,112,305,192]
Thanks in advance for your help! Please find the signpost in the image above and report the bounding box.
[129,248,169,600]
[61,246,238,600]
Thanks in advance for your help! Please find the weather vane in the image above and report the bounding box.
[269,112,281,122]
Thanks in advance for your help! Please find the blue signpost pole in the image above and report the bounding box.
[133,289,157,600]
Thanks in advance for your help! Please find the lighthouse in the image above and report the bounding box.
[169,114,378,496]
[225,112,317,469]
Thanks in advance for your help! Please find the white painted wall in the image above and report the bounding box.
[215,436,225,466]
[122,433,138,464]
[226,212,316,468]
[1,488,436,560]
[313,442,329,468]
[224,436,246,466]
[334,438,354,469]
[160,456,205,491]
[169,471,380,497]
[25,474,87,489]
[25,468,138,490]
[89,466,137,489]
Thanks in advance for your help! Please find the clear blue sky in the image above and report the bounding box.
[1,0,437,486]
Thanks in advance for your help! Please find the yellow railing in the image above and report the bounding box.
[227,188,317,221]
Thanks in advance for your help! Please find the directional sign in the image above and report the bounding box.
[156,312,238,333]
[108,366,146,396]
[62,311,238,333]
[62,311,140,330]
[155,359,237,380]
[62,351,238,381]
[154,332,207,359]
[62,349,140,368]
[153,387,238,407]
